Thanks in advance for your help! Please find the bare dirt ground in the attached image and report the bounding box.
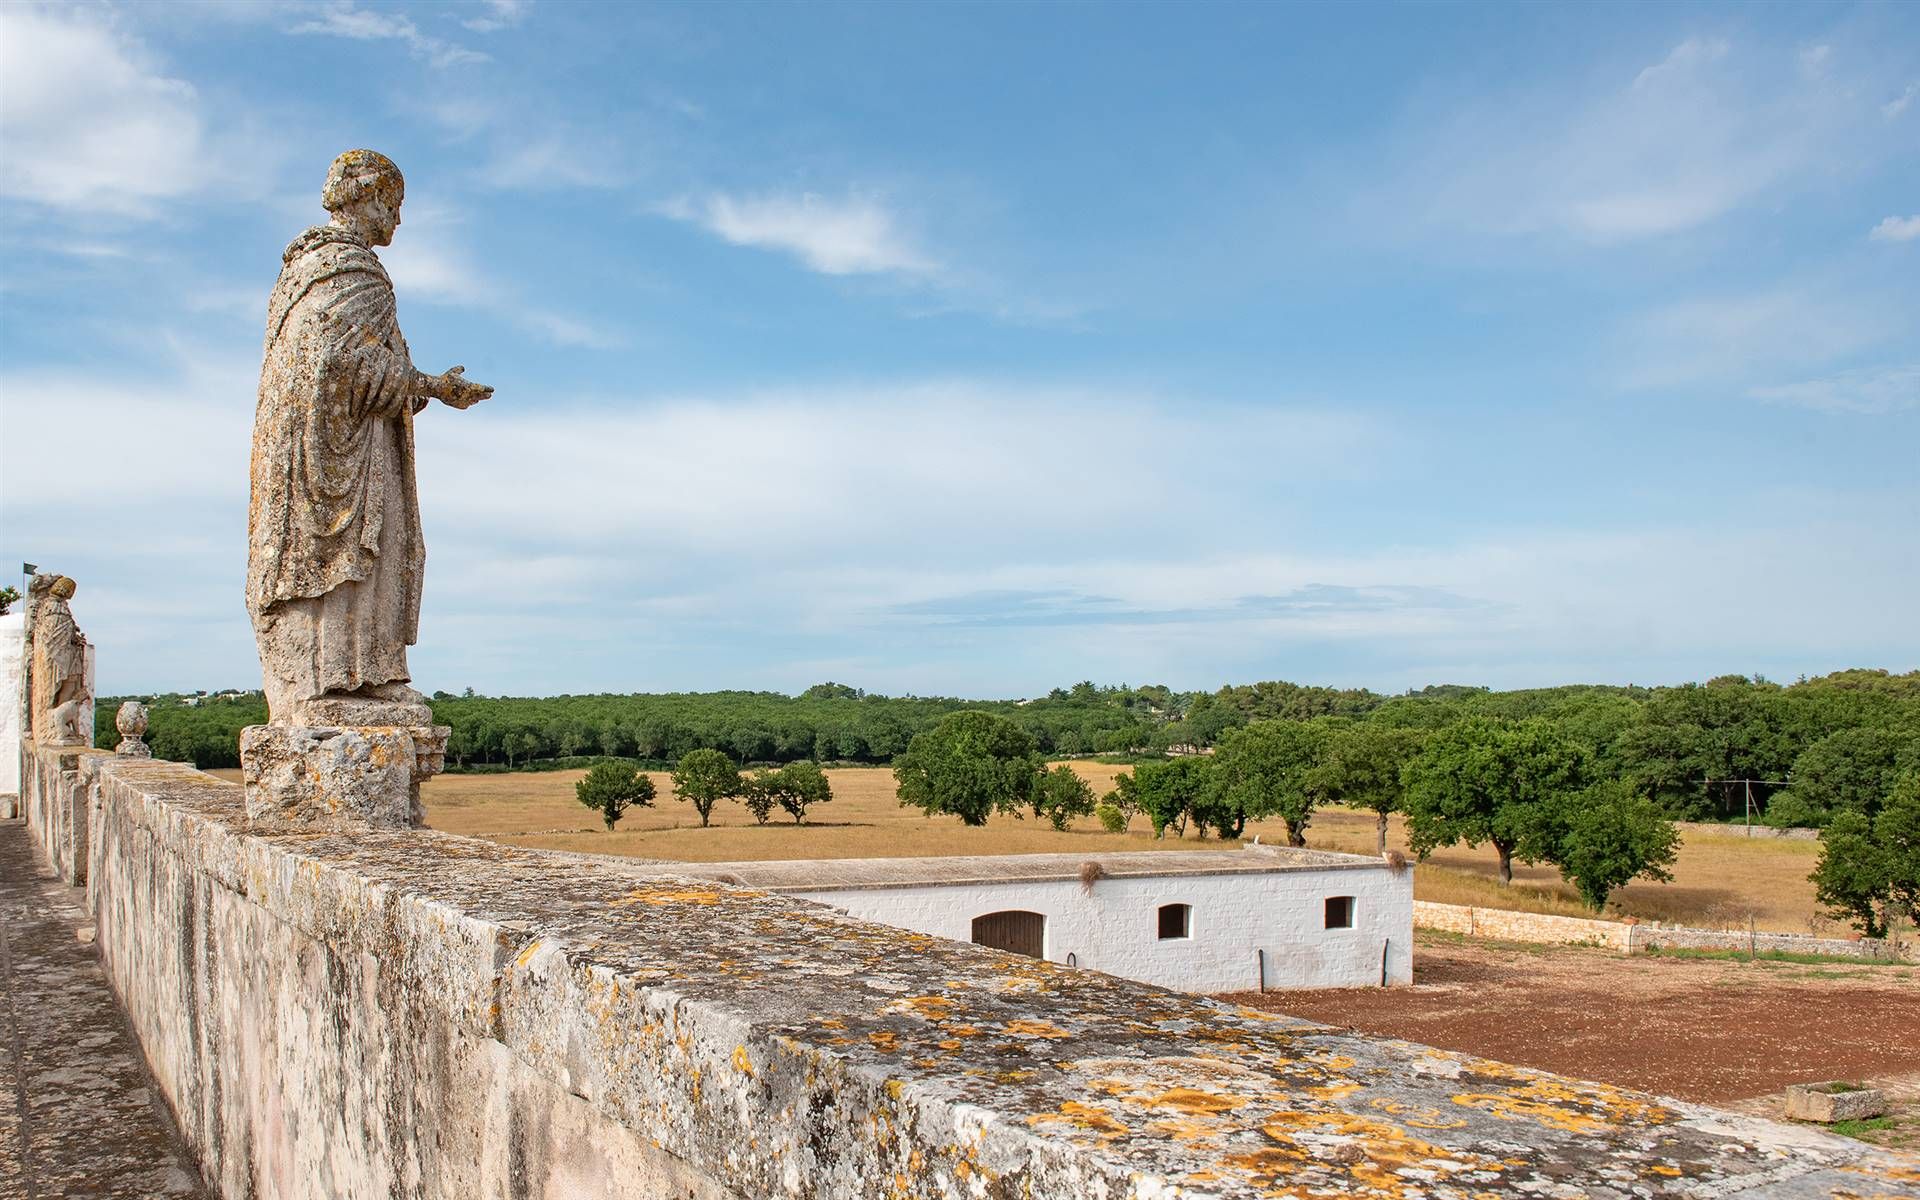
[1226,931,1920,1151]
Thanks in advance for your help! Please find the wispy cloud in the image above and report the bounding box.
[288,2,488,68]
[663,191,939,277]
[1750,365,1920,415]
[1620,282,1901,390]
[461,0,529,34]
[1384,36,1891,242]
[379,206,622,347]
[888,585,1489,630]
[1870,214,1920,243]
[1885,81,1919,119]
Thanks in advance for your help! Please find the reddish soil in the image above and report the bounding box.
[1223,932,1920,1106]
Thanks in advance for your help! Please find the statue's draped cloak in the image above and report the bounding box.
[247,225,423,709]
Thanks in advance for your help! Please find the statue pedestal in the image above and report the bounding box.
[241,721,448,830]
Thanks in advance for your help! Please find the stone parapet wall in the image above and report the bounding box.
[1414,900,1913,961]
[21,744,1912,1198]
[22,742,110,885]
[1,610,23,815]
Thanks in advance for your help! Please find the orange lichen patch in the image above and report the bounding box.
[1367,1097,1469,1131]
[731,1045,755,1078]
[1028,1101,1129,1136]
[868,1031,899,1052]
[1648,1164,1682,1177]
[513,939,543,968]
[1139,1087,1249,1116]
[814,1017,846,1030]
[610,886,728,907]
[1841,1164,1920,1183]
[1246,1110,1491,1193]
[1001,1019,1073,1040]
[897,995,957,1020]
[1308,1082,1363,1102]
[1451,1092,1604,1135]
[1453,1076,1673,1136]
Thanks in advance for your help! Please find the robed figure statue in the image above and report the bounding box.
[248,150,492,726]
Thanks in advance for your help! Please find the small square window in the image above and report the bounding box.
[1157,903,1191,940]
[1325,896,1355,929]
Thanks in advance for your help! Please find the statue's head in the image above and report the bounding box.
[323,149,405,246]
[50,576,76,600]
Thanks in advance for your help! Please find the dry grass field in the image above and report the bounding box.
[313,761,1849,934]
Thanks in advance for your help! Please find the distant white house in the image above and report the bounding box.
[679,844,1412,992]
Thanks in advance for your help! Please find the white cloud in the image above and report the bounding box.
[1885,82,1919,118]
[665,192,939,276]
[461,0,529,33]
[7,363,1914,696]
[288,2,488,67]
[0,7,207,214]
[1389,36,1890,242]
[1750,365,1920,414]
[1869,214,1920,242]
[1620,282,1900,390]
[378,201,621,347]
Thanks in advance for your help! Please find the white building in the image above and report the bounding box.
[681,844,1412,992]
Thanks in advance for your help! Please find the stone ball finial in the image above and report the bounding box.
[322,149,404,213]
[51,575,76,600]
[116,701,153,758]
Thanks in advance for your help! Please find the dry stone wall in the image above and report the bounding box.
[1413,900,1913,961]
[19,744,1916,1198]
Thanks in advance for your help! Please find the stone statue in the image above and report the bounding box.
[247,149,491,728]
[29,575,91,746]
[115,701,152,758]
[240,151,479,827]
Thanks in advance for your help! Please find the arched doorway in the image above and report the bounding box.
[971,910,1045,959]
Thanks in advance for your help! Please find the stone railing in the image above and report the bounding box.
[19,743,1912,1198]
[1413,899,1913,961]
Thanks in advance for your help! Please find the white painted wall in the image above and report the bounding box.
[0,611,23,807]
[791,864,1412,992]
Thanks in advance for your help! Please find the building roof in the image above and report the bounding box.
[663,844,1390,893]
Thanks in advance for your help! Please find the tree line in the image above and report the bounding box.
[99,670,1918,831]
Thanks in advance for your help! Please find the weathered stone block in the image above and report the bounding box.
[240,723,447,829]
[1786,1082,1886,1123]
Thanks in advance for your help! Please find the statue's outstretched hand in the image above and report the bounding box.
[437,365,493,410]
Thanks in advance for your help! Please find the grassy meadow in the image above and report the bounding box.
[343,762,1843,934]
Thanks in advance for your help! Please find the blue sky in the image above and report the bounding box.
[1,0,1915,699]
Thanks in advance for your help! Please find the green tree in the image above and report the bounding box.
[1769,728,1919,828]
[892,711,1042,826]
[1540,780,1679,910]
[1314,724,1422,854]
[1401,717,1583,884]
[1811,771,1920,938]
[1209,720,1324,845]
[672,748,741,827]
[1035,765,1096,831]
[765,760,833,823]
[574,761,655,832]
[740,771,779,824]
[1132,757,1214,838]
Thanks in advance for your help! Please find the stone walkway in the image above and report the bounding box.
[0,819,202,1199]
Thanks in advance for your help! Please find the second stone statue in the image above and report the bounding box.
[241,150,487,829]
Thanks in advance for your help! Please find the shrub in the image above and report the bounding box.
[1095,803,1127,833]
